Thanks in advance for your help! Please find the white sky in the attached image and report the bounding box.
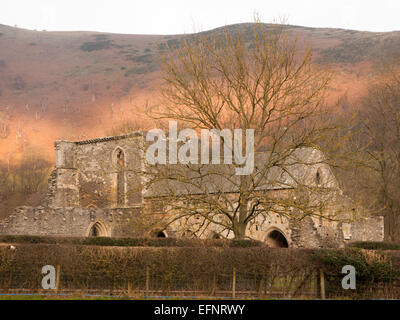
[0,0,399,34]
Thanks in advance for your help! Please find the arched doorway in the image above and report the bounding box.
[156,231,167,238]
[88,221,108,237]
[265,229,289,248]
[211,232,221,239]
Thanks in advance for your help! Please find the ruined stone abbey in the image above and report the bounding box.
[0,132,384,248]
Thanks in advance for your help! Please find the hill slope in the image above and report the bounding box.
[0,23,399,160]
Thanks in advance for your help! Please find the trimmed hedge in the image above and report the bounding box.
[313,248,398,282]
[0,235,264,248]
[312,248,400,298]
[348,241,400,250]
[0,244,315,295]
[1,244,400,298]
[0,244,316,287]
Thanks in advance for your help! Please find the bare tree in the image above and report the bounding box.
[143,22,347,239]
[18,147,52,194]
[107,119,145,136]
[0,147,52,220]
[355,71,400,241]
[0,111,9,139]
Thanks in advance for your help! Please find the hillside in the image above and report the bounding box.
[0,22,400,161]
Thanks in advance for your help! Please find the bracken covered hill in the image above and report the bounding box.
[0,22,399,160]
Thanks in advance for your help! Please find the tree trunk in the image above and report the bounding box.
[233,177,250,240]
[233,221,248,240]
[384,203,396,242]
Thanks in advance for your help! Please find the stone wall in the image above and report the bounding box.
[0,206,144,238]
[0,133,385,248]
[344,216,385,243]
[49,133,145,209]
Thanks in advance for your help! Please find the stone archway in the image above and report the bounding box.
[156,231,167,238]
[88,221,108,237]
[265,229,289,248]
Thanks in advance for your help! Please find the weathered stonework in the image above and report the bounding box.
[0,206,143,237]
[0,132,385,247]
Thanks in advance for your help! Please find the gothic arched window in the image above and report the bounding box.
[113,148,126,206]
[116,149,124,168]
[316,168,322,186]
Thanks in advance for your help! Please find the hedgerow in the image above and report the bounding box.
[0,235,263,248]
[348,241,400,250]
[0,243,400,298]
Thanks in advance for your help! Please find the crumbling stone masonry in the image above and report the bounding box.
[0,132,384,247]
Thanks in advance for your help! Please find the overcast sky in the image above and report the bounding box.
[0,0,399,34]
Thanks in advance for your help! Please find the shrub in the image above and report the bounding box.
[124,66,148,76]
[10,76,26,90]
[0,244,314,294]
[124,64,158,76]
[349,241,400,250]
[126,54,153,63]
[312,248,400,298]
[230,239,261,248]
[318,38,376,63]
[1,242,400,298]
[0,235,264,248]
[0,235,63,244]
[80,40,112,52]
[313,249,398,282]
